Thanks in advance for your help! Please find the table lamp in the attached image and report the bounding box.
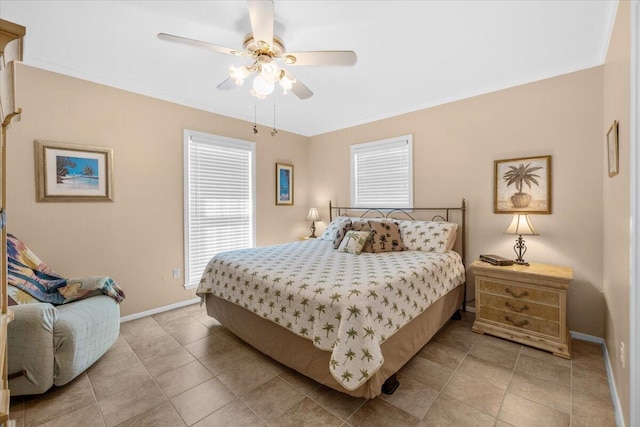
[504,214,538,266]
[306,208,321,238]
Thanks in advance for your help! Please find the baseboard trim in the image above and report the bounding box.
[570,331,604,344]
[120,297,201,323]
[570,331,625,427]
[603,340,626,427]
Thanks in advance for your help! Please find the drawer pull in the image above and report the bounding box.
[505,288,529,298]
[505,301,529,313]
[504,315,529,328]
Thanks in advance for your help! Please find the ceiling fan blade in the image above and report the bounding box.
[157,33,245,57]
[283,51,357,67]
[292,80,313,100]
[248,0,274,49]
[217,77,238,91]
[283,70,313,100]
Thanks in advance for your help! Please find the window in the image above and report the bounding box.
[350,135,413,208]
[184,130,255,289]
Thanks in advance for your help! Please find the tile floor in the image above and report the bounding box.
[9,304,617,426]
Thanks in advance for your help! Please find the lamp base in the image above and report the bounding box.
[513,235,530,266]
[308,222,317,239]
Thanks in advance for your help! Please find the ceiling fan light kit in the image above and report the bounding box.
[158,0,357,101]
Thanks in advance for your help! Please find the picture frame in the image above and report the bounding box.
[275,163,294,205]
[494,155,551,214]
[607,120,619,177]
[35,140,114,202]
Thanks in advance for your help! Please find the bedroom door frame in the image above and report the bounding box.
[630,2,639,427]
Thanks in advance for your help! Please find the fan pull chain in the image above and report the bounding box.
[271,97,278,137]
[253,99,258,135]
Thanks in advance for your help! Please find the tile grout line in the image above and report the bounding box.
[496,344,523,426]
[176,310,269,426]
[569,348,573,427]
[178,309,272,426]
[119,314,194,426]
[84,371,108,427]
[416,319,479,423]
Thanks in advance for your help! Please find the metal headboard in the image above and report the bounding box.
[329,198,467,310]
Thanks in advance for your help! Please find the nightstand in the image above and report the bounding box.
[471,259,573,359]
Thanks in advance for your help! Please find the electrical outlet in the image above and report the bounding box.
[620,342,625,368]
[172,268,181,279]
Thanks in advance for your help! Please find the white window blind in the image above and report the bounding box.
[184,130,255,288]
[351,135,413,208]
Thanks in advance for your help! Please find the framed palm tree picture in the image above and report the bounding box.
[494,155,551,214]
[35,140,114,202]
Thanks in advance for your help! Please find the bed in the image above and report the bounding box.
[196,200,467,398]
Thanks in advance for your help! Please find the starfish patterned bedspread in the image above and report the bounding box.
[196,239,465,391]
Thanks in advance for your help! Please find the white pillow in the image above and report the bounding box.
[397,220,458,252]
[337,230,371,254]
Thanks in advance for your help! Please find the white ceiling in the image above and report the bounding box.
[1,1,617,137]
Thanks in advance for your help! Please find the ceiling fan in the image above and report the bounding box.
[158,0,357,100]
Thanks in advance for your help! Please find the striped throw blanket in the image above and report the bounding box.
[7,234,125,305]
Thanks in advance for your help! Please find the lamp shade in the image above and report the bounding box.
[504,214,539,236]
[306,208,320,222]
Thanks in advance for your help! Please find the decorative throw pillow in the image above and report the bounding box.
[351,219,373,252]
[366,220,406,253]
[337,231,371,254]
[398,220,458,253]
[319,217,351,242]
[332,220,353,249]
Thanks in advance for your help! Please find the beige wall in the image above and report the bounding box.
[309,67,605,337]
[7,64,309,317]
[603,1,631,424]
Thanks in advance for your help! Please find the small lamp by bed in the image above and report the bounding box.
[306,208,321,238]
[504,214,538,266]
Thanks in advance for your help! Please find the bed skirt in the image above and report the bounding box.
[204,283,464,398]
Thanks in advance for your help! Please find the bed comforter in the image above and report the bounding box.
[196,239,465,390]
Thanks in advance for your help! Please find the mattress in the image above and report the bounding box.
[196,238,465,392]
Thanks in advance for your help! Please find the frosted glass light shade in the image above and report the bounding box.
[279,75,294,94]
[229,65,250,86]
[252,74,274,97]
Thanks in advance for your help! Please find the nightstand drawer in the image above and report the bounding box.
[478,306,560,338]
[478,292,560,322]
[478,278,559,306]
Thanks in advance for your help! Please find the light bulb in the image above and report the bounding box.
[252,74,274,97]
[229,65,250,86]
[260,61,280,84]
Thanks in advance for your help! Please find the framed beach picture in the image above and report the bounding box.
[35,140,114,202]
[494,155,551,214]
[275,163,294,205]
[607,120,619,177]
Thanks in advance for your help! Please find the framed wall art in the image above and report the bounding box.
[607,120,619,177]
[275,163,294,205]
[35,140,114,202]
[494,155,551,214]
